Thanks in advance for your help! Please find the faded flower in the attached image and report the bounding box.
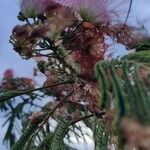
[20,0,59,17]
[121,118,150,150]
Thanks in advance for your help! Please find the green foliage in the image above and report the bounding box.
[50,116,72,150]
[96,51,150,122]
[135,40,150,51]
[12,114,45,150]
[0,51,149,150]
[94,120,109,150]
[123,50,150,65]
[95,51,150,148]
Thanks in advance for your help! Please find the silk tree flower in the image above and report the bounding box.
[4,69,14,79]
[20,0,59,17]
[35,6,76,40]
[58,0,129,24]
[56,0,75,8]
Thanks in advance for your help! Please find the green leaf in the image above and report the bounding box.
[50,116,72,150]
[11,114,45,150]
[95,51,150,148]
[94,120,109,150]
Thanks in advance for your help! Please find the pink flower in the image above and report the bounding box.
[58,0,129,24]
[56,0,75,7]
[20,77,35,89]
[34,55,46,62]
[4,69,14,79]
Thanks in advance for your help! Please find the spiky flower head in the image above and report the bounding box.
[58,0,128,24]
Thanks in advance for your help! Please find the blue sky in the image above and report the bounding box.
[0,1,35,149]
[0,0,150,149]
[0,0,35,79]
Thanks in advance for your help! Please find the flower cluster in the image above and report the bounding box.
[10,0,148,115]
[0,69,34,91]
[20,0,59,17]
[59,0,123,23]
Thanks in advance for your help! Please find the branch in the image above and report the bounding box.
[0,80,74,103]
[123,0,133,28]
[11,90,74,150]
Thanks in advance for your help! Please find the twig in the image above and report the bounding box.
[0,80,74,103]
[123,0,133,28]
